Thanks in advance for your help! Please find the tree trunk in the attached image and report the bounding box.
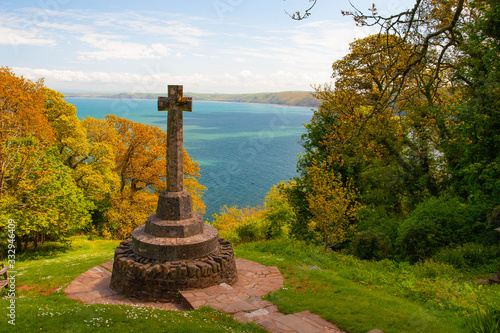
[16,234,22,253]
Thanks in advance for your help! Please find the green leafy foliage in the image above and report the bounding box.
[432,243,500,271]
[212,183,295,244]
[468,308,500,333]
[291,0,500,266]
[349,229,391,261]
[397,195,492,262]
[263,183,295,239]
[0,146,93,252]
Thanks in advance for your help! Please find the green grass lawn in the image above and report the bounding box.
[9,236,118,294]
[235,240,500,333]
[1,236,498,333]
[3,294,264,332]
[0,236,265,333]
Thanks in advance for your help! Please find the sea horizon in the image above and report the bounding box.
[66,97,315,220]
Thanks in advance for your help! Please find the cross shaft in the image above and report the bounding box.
[158,85,192,192]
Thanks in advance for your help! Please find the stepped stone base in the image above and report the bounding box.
[109,238,238,301]
[145,213,203,238]
[132,223,219,261]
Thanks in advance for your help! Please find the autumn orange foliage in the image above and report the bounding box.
[0,67,207,244]
[81,115,206,238]
[0,66,55,196]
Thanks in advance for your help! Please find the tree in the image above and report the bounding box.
[341,0,500,202]
[443,0,500,200]
[0,145,93,250]
[0,68,93,249]
[103,189,157,239]
[101,115,205,208]
[285,0,317,20]
[91,115,206,238]
[0,67,54,197]
[299,33,447,219]
[78,117,120,202]
[42,88,88,165]
[306,160,361,250]
[294,0,499,254]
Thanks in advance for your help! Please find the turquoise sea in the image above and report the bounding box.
[65,98,315,220]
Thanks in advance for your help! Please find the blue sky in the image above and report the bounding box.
[0,0,412,93]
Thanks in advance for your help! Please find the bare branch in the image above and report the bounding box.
[285,0,318,20]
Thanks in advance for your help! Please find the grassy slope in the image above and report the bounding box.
[234,240,500,333]
[3,237,498,333]
[0,236,264,333]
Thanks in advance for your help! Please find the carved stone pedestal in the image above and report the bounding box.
[109,191,238,301]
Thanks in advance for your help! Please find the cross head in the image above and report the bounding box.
[158,85,193,192]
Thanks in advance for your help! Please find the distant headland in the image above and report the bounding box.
[64,91,320,108]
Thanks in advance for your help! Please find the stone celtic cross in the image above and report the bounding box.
[110,84,238,298]
[158,85,192,192]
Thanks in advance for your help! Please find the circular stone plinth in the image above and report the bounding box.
[145,213,204,238]
[132,223,218,261]
[109,238,238,301]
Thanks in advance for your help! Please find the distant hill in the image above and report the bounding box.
[64,91,320,108]
[189,91,320,107]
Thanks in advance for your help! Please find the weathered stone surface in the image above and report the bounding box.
[155,190,194,221]
[158,85,192,193]
[145,213,203,237]
[109,238,238,301]
[132,223,219,261]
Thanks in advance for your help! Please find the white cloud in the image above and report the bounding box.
[77,34,165,60]
[0,26,56,46]
[219,20,378,77]
[151,43,171,57]
[57,10,212,48]
[3,5,374,93]
[11,67,328,94]
[239,70,252,78]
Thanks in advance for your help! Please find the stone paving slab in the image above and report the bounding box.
[65,261,185,311]
[65,257,343,333]
[181,258,342,333]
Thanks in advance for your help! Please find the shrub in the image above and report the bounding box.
[349,229,391,260]
[213,184,297,245]
[211,205,263,244]
[433,243,500,270]
[355,206,401,245]
[236,216,267,243]
[412,259,458,279]
[263,183,295,240]
[396,195,489,262]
